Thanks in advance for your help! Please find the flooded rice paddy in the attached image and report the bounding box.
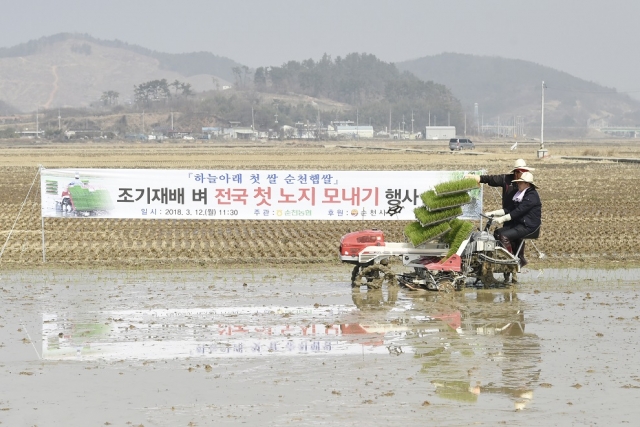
[0,267,639,426]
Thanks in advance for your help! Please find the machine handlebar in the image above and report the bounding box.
[480,212,494,232]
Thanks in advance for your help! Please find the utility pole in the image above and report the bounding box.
[389,109,392,135]
[171,112,174,131]
[464,113,467,137]
[538,81,548,158]
[58,109,61,131]
[36,107,39,138]
[411,110,414,135]
[142,110,145,134]
[540,83,544,148]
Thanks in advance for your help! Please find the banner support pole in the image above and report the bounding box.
[40,165,46,263]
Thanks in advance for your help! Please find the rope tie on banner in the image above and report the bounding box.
[0,166,41,263]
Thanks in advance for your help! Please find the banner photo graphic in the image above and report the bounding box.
[40,168,482,220]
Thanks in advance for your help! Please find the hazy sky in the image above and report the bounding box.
[3,0,640,93]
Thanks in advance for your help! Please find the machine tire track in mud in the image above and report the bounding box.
[354,264,398,289]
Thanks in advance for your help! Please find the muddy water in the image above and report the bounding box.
[0,267,639,426]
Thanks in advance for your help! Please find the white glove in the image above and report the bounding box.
[493,214,511,225]
[464,174,481,183]
[485,209,505,217]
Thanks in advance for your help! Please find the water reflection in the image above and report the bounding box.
[348,287,541,407]
[41,286,541,408]
[351,286,398,311]
[411,290,541,408]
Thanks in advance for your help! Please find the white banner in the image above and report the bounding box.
[40,168,482,220]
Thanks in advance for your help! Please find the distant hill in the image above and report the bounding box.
[0,100,20,115]
[253,53,465,133]
[397,53,640,135]
[0,33,244,112]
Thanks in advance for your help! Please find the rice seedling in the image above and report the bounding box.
[442,220,475,259]
[404,221,451,247]
[444,218,467,243]
[434,178,479,196]
[420,190,471,212]
[414,206,463,226]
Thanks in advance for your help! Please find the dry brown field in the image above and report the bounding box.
[0,139,639,269]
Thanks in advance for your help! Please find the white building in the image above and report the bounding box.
[425,126,456,140]
[328,123,374,139]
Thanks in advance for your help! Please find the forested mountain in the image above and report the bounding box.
[0,33,241,82]
[398,53,640,132]
[0,100,20,115]
[0,33,242,112]
[254,53,464,132]
[5,33,639,137]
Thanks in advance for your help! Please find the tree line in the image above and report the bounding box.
[1,53,465,138]
[251,53,464,132]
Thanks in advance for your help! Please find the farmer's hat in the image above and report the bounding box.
[510,158,535,173]
[511,171,538,188]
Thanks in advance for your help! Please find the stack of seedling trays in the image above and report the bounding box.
[45,180,58,195]
[68,186,113,212]
[404,178,477,254]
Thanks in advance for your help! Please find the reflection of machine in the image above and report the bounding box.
[340,215,533,290]
[351,287,462,330]
[56,181,113,216]
[423,291,541,409]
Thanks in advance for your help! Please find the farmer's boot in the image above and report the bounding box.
[499,235,513,254]
[512,239,527,267]
[518,251,528,267]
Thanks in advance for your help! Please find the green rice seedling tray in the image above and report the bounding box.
[442,220,475,259]
[444,218,467,243]
[69,187,113,211]
[420,190,471,212]
[404,221,451,247]
[414,206,462,227]
[425,202,469,213]
[419,216,458,228]
[414,230,450,248]
[434,178,478,196]
[45,180,58,195]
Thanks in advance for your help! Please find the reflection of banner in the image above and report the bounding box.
[41,168,482,220]
[41,305,453,360]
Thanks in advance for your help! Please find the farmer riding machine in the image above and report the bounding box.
[58,181,114,217]
[339,178,534,291]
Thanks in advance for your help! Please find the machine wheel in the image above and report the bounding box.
[479,261,507,288]
[355,264,398,289]
[453,276,467,291]
[436,279,455,293]
[350,264,362,288]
